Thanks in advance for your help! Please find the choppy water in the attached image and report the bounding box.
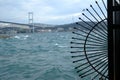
[0,32,84,80]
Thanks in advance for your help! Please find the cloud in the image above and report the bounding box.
[34,12,82,24]
[0,0,107,24]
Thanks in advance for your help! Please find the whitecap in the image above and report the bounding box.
[14,36,20,39]
[58,45,68,48]
[24,35,29,38]
[13,35,30,40]
[54,43,59,46]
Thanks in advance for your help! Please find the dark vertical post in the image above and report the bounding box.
[114,0,120,79]
[108,0,120,80]
[108,0,114,80]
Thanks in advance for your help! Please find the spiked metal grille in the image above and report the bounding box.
[71,0,108,80]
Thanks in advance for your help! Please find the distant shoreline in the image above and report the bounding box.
[0,34,11,38]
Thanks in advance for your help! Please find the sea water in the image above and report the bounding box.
[0,32,90,80]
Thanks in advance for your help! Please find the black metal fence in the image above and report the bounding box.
[71,0,108,80]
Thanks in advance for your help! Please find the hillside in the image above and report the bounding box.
[0,21,97,33]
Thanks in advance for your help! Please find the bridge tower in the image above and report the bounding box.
[28,12,34,33]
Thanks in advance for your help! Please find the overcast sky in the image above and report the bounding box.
[0,0,107,25]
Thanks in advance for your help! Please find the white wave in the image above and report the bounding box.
[54,43,59,46]
[13,35,30,40]
[24,35,29,38]
[58,45,68,48]
[14,36,20,39]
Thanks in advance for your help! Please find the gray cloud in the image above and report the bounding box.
[0,0,106,24]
